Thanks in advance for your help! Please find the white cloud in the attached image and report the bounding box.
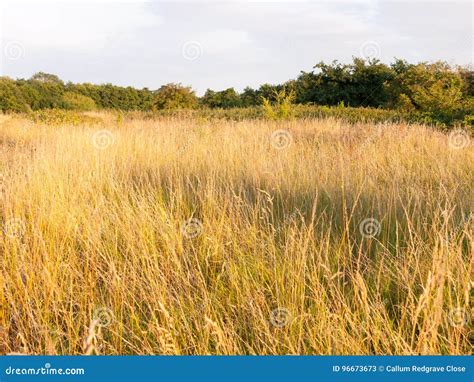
[0,0,471,93]
[198,29,253,55]
[2,2,161,50]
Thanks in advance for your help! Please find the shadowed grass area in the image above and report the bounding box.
[0,113,472,355]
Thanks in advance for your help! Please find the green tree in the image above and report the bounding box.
[350,58,394,107]
[201,88,241,108]
[153,83,198,110]
[295,59,394,107]
[30,72,63,84]
[258,83,283,102]
[28,72,65,109]
[200,89,218,108]
[393,62,469,123]
[62,91,96,111]
[0,77,29,112]
[240,87,259,107]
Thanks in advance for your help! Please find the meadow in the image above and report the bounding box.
[0,112,472,355]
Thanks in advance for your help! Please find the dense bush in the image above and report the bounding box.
[262,89,296,120]
[62,92,96,111]
[201,88,242,108]
[387,62,472,125]
[128,104,412,125]
[295,58,394,108]
[27,109,103,126]
[0,59,472,127]
[152,83,198,110]
[0,77,29,112]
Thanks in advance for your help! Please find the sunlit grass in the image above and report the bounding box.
[0,113,472,355]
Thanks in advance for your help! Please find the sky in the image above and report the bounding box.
[0,0,472,95]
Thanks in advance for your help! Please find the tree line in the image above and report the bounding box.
[1,58,472,125]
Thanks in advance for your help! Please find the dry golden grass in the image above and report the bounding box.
[0,112,472,355]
